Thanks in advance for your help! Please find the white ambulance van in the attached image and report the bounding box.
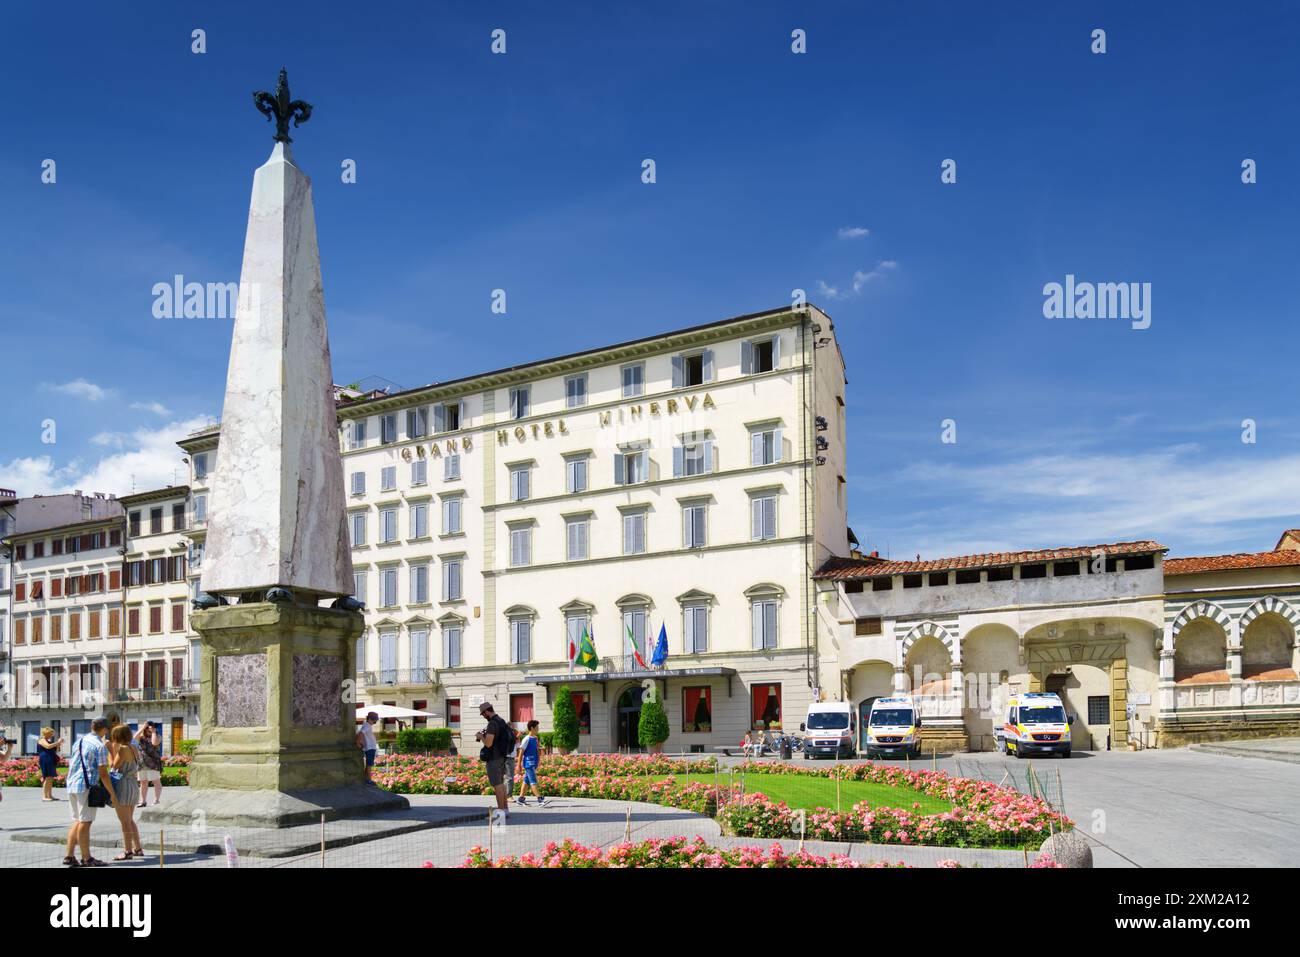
[801,701,856,759]
[864,696,922,759]
[996,692,1072,758]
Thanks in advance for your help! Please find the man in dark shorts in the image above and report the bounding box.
[475,702,511,825]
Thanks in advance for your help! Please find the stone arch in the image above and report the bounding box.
[899,620,956,658]
[1169,600,1232,647]
[1174,617,1229,685]
[1240,596,1300,634]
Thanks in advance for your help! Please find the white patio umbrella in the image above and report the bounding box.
[355,703,441,721]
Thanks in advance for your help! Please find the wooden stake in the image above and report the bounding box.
[320,813,326,868]
[625,805,632,843]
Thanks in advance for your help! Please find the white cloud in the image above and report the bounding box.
[817,260,899,300]
[45,378,114,402]
[130,401,172,416]
[0,416,213,497]
[837,226,870,239]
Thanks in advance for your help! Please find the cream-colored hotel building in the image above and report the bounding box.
[183,304,848,752]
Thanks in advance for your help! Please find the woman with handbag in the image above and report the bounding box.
[108,725,144,860]
[62,719,116,868]
[37,727,64,801]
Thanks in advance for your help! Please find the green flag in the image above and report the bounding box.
[576,627,599,671]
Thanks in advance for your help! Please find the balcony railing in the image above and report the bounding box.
[363,668,437,687]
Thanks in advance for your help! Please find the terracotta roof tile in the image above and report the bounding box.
[814,540,1166,581]
[1164,550,1300,576]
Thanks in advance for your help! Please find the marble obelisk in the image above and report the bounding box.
[144,71,406,827]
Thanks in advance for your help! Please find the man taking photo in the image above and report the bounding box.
[474,702,513,825]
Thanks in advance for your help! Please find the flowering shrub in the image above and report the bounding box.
[456,836,914,868]
[2,754,192,787]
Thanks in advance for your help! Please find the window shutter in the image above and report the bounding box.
[635,514,646,554]
[671,355,683,388]
[614,453,625,486]
[458,400,466,427]
[672,446,683,478]
[752,603,763,650]
[764,497,776,538]
[172,658,183,687]
[765,602,778,647]
[702,349,715,382]
[740,340,753,374]
[433,404,445,433]
[752,432,763,466]
[695,507,706,545]
[703,439,714,472]
[771,334,782,368]
[639,451,649,482]
[751,498,763,539]
[773,428,784,462]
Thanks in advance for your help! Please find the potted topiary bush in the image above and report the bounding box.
[638,695,670,754]
[553,685,579,755]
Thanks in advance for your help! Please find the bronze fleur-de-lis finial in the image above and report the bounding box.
[252,68,313,144]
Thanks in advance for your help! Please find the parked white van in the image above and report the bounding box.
[865,696,922,759]
[995,692,1072,758]
[800,701,856,759]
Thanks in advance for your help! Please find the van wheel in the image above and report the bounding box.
[1061,749,1071,759]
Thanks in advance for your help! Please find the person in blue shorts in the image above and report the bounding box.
[514,720,546,807]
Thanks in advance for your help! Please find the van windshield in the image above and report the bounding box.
[1020,705,1067,724]
[870,709,914,726]
[806,712,849,730]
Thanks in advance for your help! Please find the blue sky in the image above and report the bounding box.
[2,1,1297,559]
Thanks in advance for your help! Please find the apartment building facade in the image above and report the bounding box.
[182,305,849,751]
[0,489,195,756]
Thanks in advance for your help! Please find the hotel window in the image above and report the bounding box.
[566,614,589,663]
[622,607,648,661]
[409,562,430,604]
[380,507,398,543]
[741,336,780,375]
[193,452,210,479]
[380,466,397,492]
[565,454,589,494]
[31,578,45,599]
[674,437,713,477]
[751,427,783,466]
[447,697,461,728]
[14,618,25,644]
[171,603,184,632]
[614,448,648,486]
[32,617,44,643]
[410,502,429,539]
[443,625,463,668]
[444,454,461,481]
[509,464,531,502]
[510,617,532,664]
[108,609,121,637]
[508,386,530,420]
[682,503,707,549]
[411,459,428,486]
[621,362,645,398]
[572,692,591,735]
[150,507,164,534]
[565,373,588,409]
[68,611,81,641]
[190,640,201,684]
[380,414,397,444]
[751,684,782,730]
[566,517,589,561]
[380,567,398,607]
[172,503,186,531]
[355,634,366,672]
[622,509,647,556]
[442,559,463,601]
[352,570,368,604]
[672,349,713,388]
[410,628,429,674]
[50,612,62,641]
[406,407,429,439]
[441,497,462,534]
[750,494,777,541]
[350,512,367,547]
[87,609,101,639]
[128,608,141,636]
[509,525,533,567]
[379,630,398,683]
[683,603,708,653]
[348,418,367,450]
[750,597,778,650]
[435,401,463,433]
[149,606,163,634]
[683,686,713,733]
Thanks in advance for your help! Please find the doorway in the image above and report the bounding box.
[616,685,643,751]
[171,718,184,755]
[1045,672,1104,750]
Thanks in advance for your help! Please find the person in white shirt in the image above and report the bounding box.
[355,712,380,785]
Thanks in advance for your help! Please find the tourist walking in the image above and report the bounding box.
[108,725,143,860]
[37,727,63,801]
[356,711,379,784]
[474,702,513,825]
[514,720,546,807]
[63,718,116,867]
[135,724,163,807]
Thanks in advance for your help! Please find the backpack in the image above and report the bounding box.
[493,720,517,760]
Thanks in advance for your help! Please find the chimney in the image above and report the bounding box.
[870,550,879,559]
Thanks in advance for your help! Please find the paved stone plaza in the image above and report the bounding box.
[3,747,1298,867]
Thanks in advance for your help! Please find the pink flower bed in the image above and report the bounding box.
[454,836,921,868]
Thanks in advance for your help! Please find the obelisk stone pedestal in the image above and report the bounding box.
[142,602,408,828]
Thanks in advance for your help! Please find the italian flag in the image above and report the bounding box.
[626,624,648,669]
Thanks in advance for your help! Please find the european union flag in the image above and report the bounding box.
[651,623,668,668]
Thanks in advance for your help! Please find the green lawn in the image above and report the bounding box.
[654,773,951,815]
